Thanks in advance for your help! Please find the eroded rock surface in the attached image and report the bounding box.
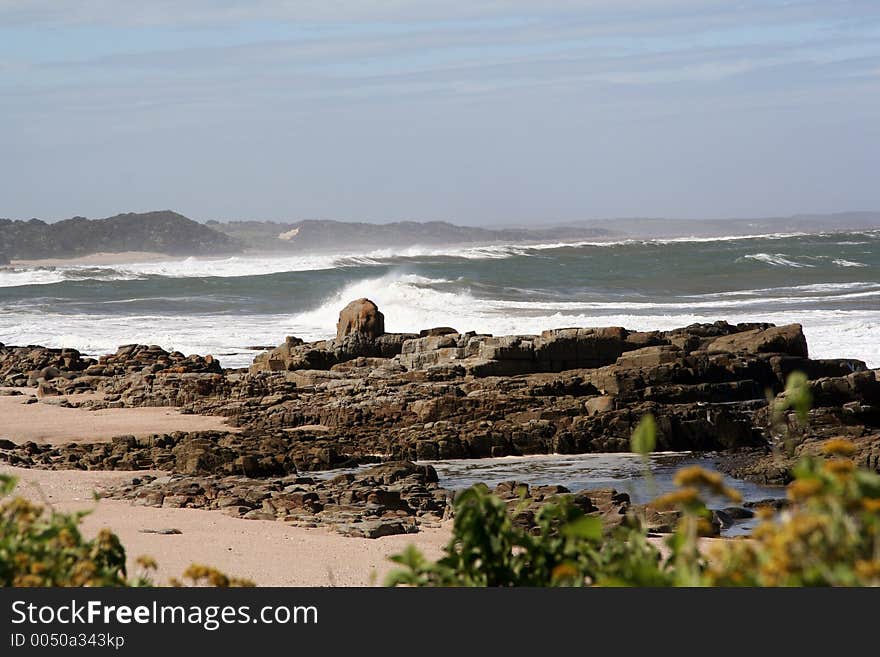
[2,301,878,535]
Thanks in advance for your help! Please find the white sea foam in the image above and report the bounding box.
[0,253,376,288]
[0,229,857,289]
[5,271,876,368]
[1,306,875,369]
[833,258,868,268]
[1,230,877,367]
[0,268,70,287]
[740,253,815,268]
[705,281,879,297]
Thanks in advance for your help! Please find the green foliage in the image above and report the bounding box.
[0,475,252,587]
[776,371,812,425]
[0,474,16,496]
[771,371,813,454]
[387,447,880,587]
[0,475,135,586]
[387,372,880,587]
[386,484,668,587]
[630,414,657,456]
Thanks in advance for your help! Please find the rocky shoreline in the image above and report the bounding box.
[1,298,878,538]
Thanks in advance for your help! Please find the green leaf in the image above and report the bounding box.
[855,470,880,498]
[562,516,603,541]
[630,414,657,456]
[785,372,812,424]
[0,474,16,496]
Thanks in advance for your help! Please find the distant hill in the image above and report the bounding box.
[0,211,238,261]
[2,209,876,264]
[567,211,880,238]
[207,219,613,252]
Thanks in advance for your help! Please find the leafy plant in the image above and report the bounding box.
[387,373,880,587]
[770,370,812,454]
[0,473,252,587]
[386,483,666,587]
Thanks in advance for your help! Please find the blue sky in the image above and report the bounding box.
[2,1,879,224]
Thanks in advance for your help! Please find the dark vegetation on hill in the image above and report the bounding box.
[0,211,611,260]
[2,209,877,262]
[207,218,613,252]
[0,211,238,260]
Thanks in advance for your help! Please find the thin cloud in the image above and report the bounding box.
[1,0,878,222]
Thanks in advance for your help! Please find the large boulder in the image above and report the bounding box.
[337,298,385,341]
[705,324,808,358]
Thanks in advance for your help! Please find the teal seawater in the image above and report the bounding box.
[0,230,877,367]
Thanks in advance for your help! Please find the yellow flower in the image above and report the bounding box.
[70,560,97,584]
[13,574,43,587]
[58,528,77,548]
[651,487,700,510]
[862,498,880,513]
[551,563,579,581]
[136,555,158,571]
[721,486,743,504]
[674,465,724,490]
[672,465,742,502]
[754,505,776,521]
[821,438,857,457]
[855,560,880,580]
[788,513,829,538]
[696,517,716,536]
[823,458,855,477]
[750,521,777,541]
[787,478,824,502]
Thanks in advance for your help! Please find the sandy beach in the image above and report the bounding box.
[0,387,450,586]
[1,465,451,586]
[0,389,235,444]
[8,251,174,267]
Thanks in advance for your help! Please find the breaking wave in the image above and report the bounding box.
[1,228,877,367]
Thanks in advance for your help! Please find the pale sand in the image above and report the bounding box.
[9,251,174,267]
[1,466,452,586]
[0,390,235,444]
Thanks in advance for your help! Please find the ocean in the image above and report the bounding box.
[1,229,878,368]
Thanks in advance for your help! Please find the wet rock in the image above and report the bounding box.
[744,498,789,511]
[720,506,754,520]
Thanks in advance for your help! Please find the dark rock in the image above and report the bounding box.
[743,498,789,511]
[419,327,459,337]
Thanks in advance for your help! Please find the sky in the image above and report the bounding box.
[1,1,879,225]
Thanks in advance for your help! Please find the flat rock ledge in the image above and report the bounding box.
[97,460,733,538]
[1,307,878,535]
